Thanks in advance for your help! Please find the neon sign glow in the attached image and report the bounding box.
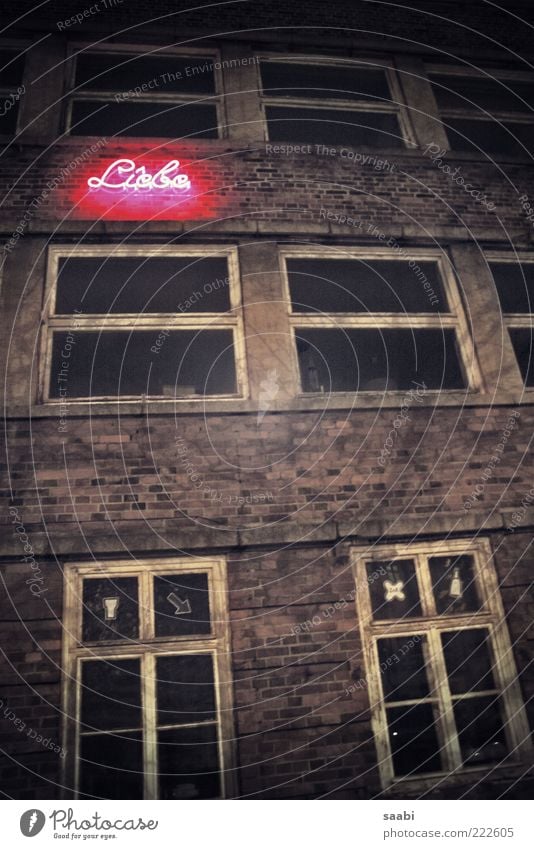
[87,158,191,191]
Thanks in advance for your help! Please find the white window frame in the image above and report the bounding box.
[64,42,226,138]
[40,244,248,403]
[257,53,416,148]
[427,63,534,155]
[61,556,236,800]
[280,245,482,395]
[352,537,532,790]
[486,251,534,388]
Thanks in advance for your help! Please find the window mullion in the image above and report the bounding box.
[143,652,158,800]
[416,553,436,617]
[427,628,462,771]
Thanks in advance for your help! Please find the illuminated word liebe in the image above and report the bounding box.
[87,159,191,191]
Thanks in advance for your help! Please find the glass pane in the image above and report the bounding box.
[367,559,422,620]
[154,573,211,638]
[387,704,443,775]
[453,695,508,766]
[445,118,534,157]
[156,654,216,726]
[82,577,139,642]
[55,256,230,315]
[441,629,496,694]
[79,731,143,799]
[70,100,218,138]
[509,328,534,386]
[80,658,142,731]
[429,554,482,615]
[0,102,19,135]
[287,258,446,314]
[266,106,404,147]
[49,329,237,398]
[75,52,215,94]
[296,328,465,392]
[378,635,429,701]
[261,62,391,101]
[0,49,25,87]
[490,262,534,314]
[158,724,220,799]
[431,74,534,114]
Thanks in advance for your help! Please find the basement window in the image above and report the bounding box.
[260,56,414,148]
[353,539,532,788]
[282,249,478,393]
[489,258,534,386]
[0,46,25,134]
[428,65,534,158]
[62,558,236,799]
[67,47,221,138]
[42,247,244,401]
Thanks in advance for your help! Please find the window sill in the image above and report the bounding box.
[382,758,533,797]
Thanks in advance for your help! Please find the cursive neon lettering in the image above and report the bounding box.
[87,159,191,191]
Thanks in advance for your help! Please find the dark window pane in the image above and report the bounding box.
[509,328,534,386]
[453,695,508,766]
[49,329,237,398]
[156,654,216,726]
[70,99,218,138]
[296,328,465,392]
[262,62,390,101]
[81,658,142,731]
[378,635,428,701]
[490,262,534,314]
[0,99,19,134]
[82,577,139,642]
[287,258,446,314]
[445,118,534,157]
[0,49,25,87]
[154,573,211,638]
[158,725,220,799]
[431,74,534,114]
[266,106,403,147]
[367,559,422,620]
[429,555,482,615]
[79,732,143,799]
[387,704,443,775]
[56,257,230,315]
[441,629,496,694]
[75,52,215,94]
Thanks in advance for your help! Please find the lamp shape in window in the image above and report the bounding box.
[102,597,120,621]
[449,564,464,599]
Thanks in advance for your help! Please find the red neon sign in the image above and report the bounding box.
[87,158,191,191]
[68,148,227,221]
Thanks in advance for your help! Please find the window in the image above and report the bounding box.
[66,46,222,138]
[41,246,245,401]
[62,558,235,799]
[260,56,414,148]
[353,539,532,788]
[0,47,25,134]
[281,248,478,393]
[428,65,534,157]
[488,256,534,386]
